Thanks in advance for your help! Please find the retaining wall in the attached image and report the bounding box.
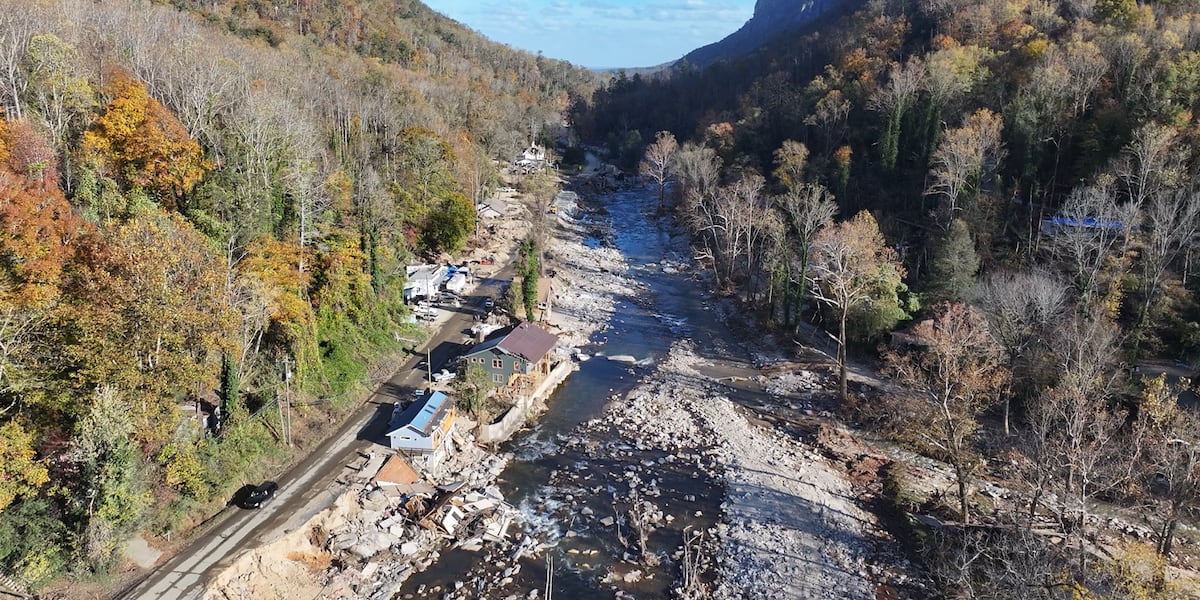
[478,360,576,443]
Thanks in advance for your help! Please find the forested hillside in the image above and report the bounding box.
[0,0,595,587]
[579,0,1200,595]
[584,0,1200,353]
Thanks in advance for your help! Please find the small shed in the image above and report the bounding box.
[387,391,456,453]
[477,196,508,219]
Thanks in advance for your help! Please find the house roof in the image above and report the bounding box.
[501,322,558,361]
[389,391,450,437]
[406,265,447,284]
[467,335,506,356]
[373,454,420,485]
[466,322,557,363]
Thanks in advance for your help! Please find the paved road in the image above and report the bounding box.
[118,270,510,600]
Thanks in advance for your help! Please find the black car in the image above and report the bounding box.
[236,481,278,509]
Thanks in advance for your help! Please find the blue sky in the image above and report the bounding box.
[422,0,756,69]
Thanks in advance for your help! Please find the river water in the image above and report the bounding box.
[401,183,754,599]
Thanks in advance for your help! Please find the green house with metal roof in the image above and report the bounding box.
[463,322,558,387]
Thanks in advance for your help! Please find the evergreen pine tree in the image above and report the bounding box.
[927,219,979,303]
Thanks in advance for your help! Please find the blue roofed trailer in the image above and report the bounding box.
[1041,216,1135,235]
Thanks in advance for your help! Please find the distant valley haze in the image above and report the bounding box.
[421,0,757,69]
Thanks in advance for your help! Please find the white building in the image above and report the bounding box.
[404,265,448,302]
[387,391,454,454]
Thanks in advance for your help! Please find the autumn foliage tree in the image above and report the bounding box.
[883,303,1008,524]
[63,212,234,446]
[81,68,210,208]
[0,118,88,427]
[808,211,906,401]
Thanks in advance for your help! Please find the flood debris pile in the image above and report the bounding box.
[205,435,523,600]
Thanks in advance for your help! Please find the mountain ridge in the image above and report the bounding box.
[681,0,843,67]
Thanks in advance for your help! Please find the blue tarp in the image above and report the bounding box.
[1049,216,1128,230]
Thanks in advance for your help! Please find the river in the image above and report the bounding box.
[400,181,757,599]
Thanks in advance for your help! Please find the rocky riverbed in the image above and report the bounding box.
[204,174,916,599]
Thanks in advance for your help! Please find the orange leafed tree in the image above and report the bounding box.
[0,118,87,307]
[81,68,211,208]
[0,116,91,449]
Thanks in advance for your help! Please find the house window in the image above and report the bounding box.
[492,373,504,383]
[492,359,503,369]
[514,361,522,372]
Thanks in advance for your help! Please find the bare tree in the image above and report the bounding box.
[1027,315,1126,570]
[639,130,677,211]
[1135,375,1200,556]
[683,173,767,291]
[925,108,1005,228]
[156,36,248,150]
[1134,188,1200,350]
[970,269,1069,436]
[883,303,1008,524]
[805,89,851,153]
[1062,39,1109,118]
[0,10,35,119]
[775,182,837,326]
[1114,123,1188,210]
[870,58,925,171]
[1048,177,1137,305]
[922,517,1063,600]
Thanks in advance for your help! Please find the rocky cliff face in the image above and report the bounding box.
[682,0,844,67]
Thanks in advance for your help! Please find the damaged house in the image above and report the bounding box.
[387,390,455,454]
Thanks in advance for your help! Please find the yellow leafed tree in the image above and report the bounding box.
[81,68,211,209]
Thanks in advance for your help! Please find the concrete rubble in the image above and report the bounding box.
[204,434,523,600]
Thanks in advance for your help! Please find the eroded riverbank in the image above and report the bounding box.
[204,175,909,599]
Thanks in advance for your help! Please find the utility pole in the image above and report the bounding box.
[281,357,293,446]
